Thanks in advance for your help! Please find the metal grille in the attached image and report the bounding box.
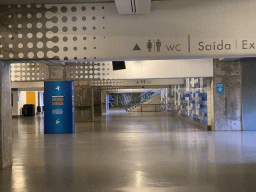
[11,63,49,81]
[65,62,101,80]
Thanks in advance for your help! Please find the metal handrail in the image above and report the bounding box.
[125,90,160,111]
[125,91,152,110]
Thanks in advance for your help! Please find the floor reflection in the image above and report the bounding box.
[43,135,75,190]
[4,110,256,191]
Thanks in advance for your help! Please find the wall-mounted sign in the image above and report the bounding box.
[1,2,256,61]
[216,83,224,94]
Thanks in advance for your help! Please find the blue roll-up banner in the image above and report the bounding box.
[44,81,75,134]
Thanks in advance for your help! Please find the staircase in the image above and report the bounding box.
[109,94,114,108]
[125,90,161,112]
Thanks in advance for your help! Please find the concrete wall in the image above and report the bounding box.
[11,91,18,116]
[18,91,26,116]
[11,91,27,116]
[108,59,213,79]
[39,92,44,106]
[207,78,214,129]
[213,59,242,131]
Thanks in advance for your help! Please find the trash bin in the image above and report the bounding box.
[37,106,41,113]
[22,104,35,116]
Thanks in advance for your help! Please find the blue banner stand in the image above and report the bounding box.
[44,81,75,134]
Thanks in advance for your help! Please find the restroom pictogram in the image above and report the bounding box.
[147,39,161,52]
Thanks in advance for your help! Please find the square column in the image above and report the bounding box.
[93,88,102,116]
[0,61,12,169]
[213,59,242,131]
[74,82,93,122]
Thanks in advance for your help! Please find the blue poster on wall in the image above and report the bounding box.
[44,81,75,134]
[216,83,224,94]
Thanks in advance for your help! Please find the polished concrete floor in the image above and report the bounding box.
[1,110,256,191]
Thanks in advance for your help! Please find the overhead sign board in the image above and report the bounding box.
[1,2,256,61]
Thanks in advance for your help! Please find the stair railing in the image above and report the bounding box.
[125,90,160,111]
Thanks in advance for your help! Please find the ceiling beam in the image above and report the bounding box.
[0,0,115,5]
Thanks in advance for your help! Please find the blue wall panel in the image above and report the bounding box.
[161,78,208,125]
[44,81,74,134]
[118,94,131,106]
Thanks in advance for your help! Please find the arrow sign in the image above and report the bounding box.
[133,44,141,51]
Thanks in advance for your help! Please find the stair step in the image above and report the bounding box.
[125,91,161,112]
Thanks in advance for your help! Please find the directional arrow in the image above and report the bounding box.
[133,44,141,51]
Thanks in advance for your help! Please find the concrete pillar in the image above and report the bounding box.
[106,93,109,112]
[114,94,119,107]
[74,81,93,122]
[213,59,242,131]
[93,88,102,116]
[92,88,94,122]
[101,90,107,113]
[11,91,19,117]
[206,78,214,131]
[0,61,12,169]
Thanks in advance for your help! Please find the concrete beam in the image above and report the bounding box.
[12,81,44,91]
[0,0,114,4]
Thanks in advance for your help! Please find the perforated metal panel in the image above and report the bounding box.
[0,4,108,61]
[65,62,107,80]
[11,61,113,81]
[11,63,49,81]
